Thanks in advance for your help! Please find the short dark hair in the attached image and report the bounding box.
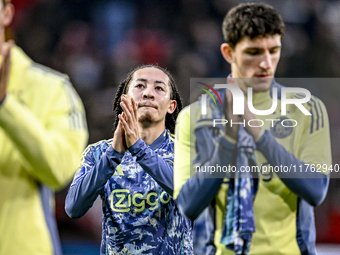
[222,2,285,48]
[112,65,183,134]
[3,0,11,5]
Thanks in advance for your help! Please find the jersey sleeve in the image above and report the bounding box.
[255,96,331,206]
[0,79,88,190]
[173,107,194,200]
[174,107,236,220]
[129,138,175,196]
[299,96,332,169]
[65,144,124,218]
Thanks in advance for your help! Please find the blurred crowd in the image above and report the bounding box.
[9,0,340,250]
[11,0,340,143]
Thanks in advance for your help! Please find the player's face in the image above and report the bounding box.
[0,2,14,40]
[221,34,282,92]
[126,67,176,126]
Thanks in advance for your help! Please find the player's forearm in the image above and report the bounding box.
[65,146,123,218]
[129,138,174,195]
[0,94,88,189]
[177,134,235,220]
[256,130,329,206]
[176,177,224,221]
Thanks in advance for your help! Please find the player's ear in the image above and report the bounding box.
[1,3,14,27]
[167,100,177,114]
[221,43,234,64]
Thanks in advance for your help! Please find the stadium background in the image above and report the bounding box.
[8,0,340,254]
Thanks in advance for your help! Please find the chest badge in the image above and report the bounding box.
[270,116,293,138]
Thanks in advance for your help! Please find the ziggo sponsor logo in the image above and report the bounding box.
[110,189,171,212]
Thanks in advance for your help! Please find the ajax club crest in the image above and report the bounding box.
[271,116,293,138]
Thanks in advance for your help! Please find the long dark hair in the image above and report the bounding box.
[112,65,182,134]
[222,2,285,48]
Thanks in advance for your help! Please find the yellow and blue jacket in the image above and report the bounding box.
[0,46,88,255]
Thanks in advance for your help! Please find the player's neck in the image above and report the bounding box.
[139,122,166,145]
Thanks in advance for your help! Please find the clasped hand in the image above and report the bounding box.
[224,81,262,140]
[112,95,140,152]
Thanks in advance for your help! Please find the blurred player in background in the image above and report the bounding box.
[174,2,331,255]
[0,1,88,254]
[65,65,193,254]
